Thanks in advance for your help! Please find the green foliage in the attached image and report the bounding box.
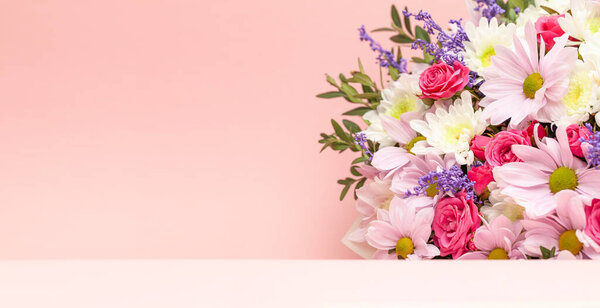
[540,246,556,259]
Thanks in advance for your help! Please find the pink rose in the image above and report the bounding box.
[467,164,494,196]
[584,199,600,246]
[526,121,546,139]
[535,15,566,50]
[432,191,481,258]
[484,130,532,167]
[470,135,491,161]
[419,61,470,100]
[566,124,592,158]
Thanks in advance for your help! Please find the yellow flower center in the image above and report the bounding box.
[396,237,415,259]
[480,46,496,68]
[405,136,426,155]
[385,95,418,120]
[488,248,509,260]
[558,230,583,256]
[548,167,578,194]
[523,73,544,99]
[587,17,600,33]
[563,71,593,116]
[425,181,439,198]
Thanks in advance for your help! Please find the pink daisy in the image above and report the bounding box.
[522,190,600,259]
[345,176,394,244]
[365,196,440,260]
[493,126,600,217]
[389,152,456,207]
[459,215,526,260]
[479,22,577,128]
[370,112,426,175]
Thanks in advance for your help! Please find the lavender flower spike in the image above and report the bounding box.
[354,132,373,161]
[474,0,506,20]
[405,165,477,201]
[402,10,469,65]
[358,25,408,73]
[581,124,600,169]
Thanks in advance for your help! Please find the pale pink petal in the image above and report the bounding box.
[365,221,400,250]
[371,147,410,172]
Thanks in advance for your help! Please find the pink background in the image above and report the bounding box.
[0,0,466,258]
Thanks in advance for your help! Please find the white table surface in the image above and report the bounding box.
[0,260,598,307]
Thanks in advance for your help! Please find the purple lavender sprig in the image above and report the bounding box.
[474,0,506,20]
[405,165,476,201]
[354,132,373,161]
[581,124,600,169]
[358,25,408,73]
[402,10,469,65]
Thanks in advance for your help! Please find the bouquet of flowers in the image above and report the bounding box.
[318,0,600,260]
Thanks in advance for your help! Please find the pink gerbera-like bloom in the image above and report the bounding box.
[479,22,578,128]
[459,215,526,260]
[522,190,600,259]
[389,152,456,207]
[365,197,440,260]
[370,112,426,176]
[493,126,600,217]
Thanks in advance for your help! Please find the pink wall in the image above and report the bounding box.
[0,0,466,258]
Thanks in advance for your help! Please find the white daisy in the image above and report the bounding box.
[409,91,487,165]
[463,17,516,74]
[558,0,600,43]
[362,74,425,147]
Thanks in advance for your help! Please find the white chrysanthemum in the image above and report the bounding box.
[463,18,516,73]
[555,61,600,125]
[481,182,526,222]
[559,0,600,43]
[409,91,487,165]
[580,37,600,85]
[362,74,425,147]
[363,111,394,147]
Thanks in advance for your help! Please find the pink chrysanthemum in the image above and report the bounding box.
[459,215,526,260]
[389,152,456,207]
[493,126,600,217]
[479,22,578,128]
[365,197,440,260]
[522,190,600,259]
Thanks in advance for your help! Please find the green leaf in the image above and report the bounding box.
[350,166,362,177]
[340,82,361,103]
[390,34,412,44]
[331,119,346,139]
[389,66,399,80]
[343,119,361,134]
[348,72,375,87]
[508,0,524,9]
[353,93,380,99]
[331,142,349,151]
[415,26,430,43]
[371,27,395,33]
[403,6,413,36]
[357,58,365,74]
[352,156,369,164]
[539,5,559,15]
[316,91,345,99]
[343,107,372,116]
[540,246,556,259]
[326,74,337,87]
[391,5,402,28]
[411,57,427,63]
